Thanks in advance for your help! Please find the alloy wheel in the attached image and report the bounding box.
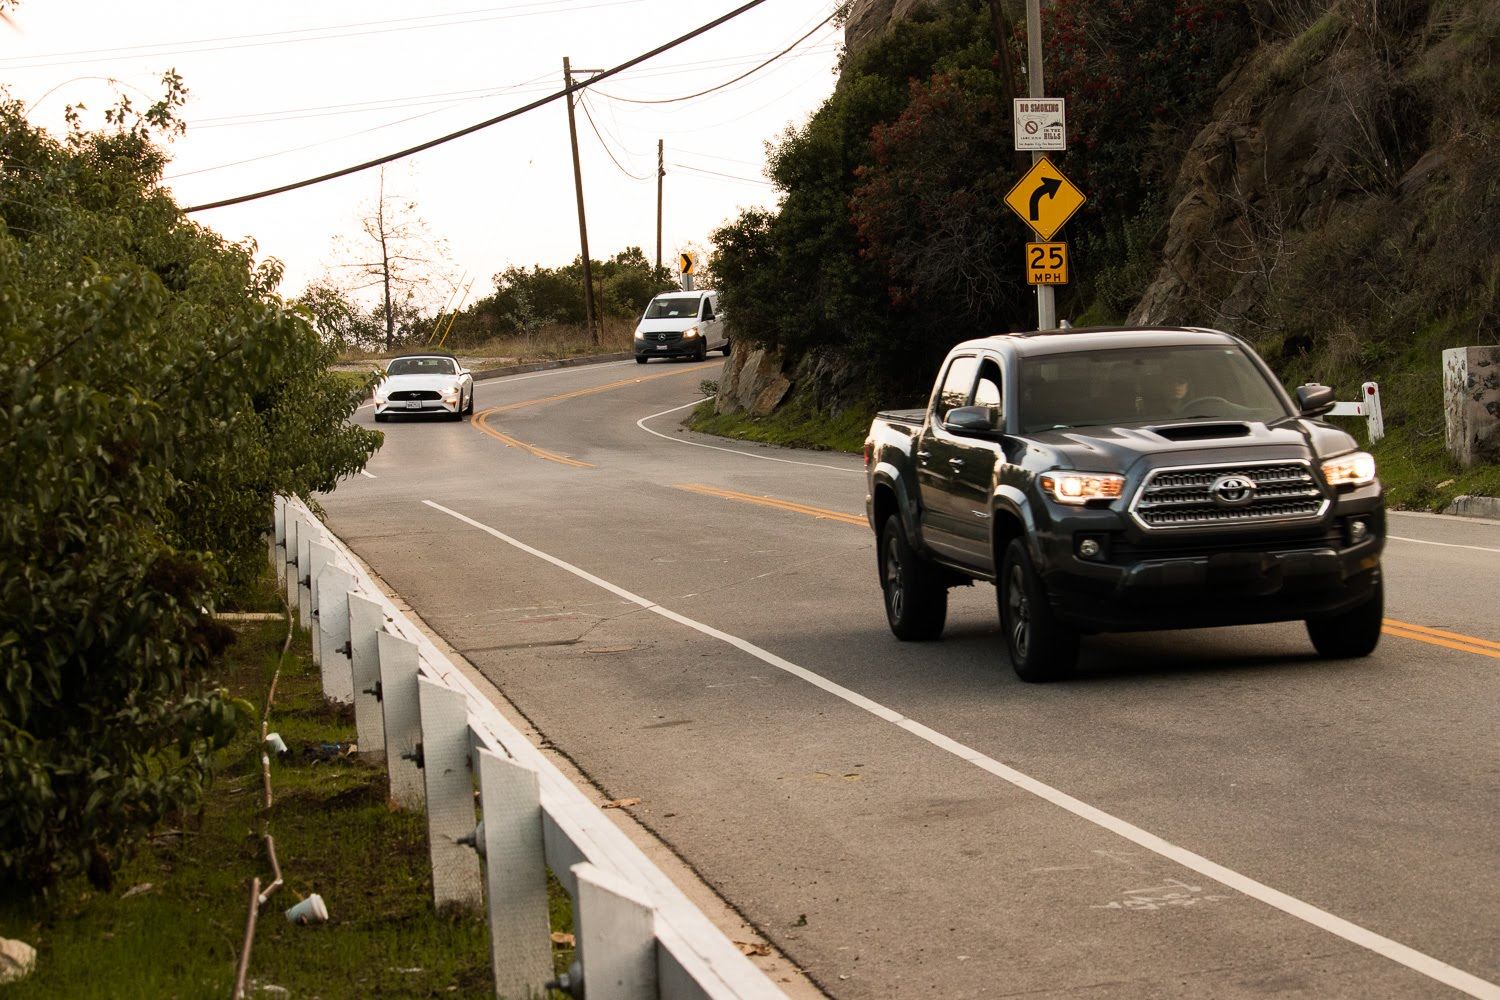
[1007,564,1030,659]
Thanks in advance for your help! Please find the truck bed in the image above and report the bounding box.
[876,408,925,427]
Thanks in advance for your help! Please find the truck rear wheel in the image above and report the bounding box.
[999,538,1078,682]
[1306,577,1383,658]
[879,514,947,641]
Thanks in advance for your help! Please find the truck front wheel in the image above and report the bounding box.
[879,514,947,641]
[1306,577,1383,658]
[999,538,1078,682]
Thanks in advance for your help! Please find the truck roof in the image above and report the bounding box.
[955,326,1241,358]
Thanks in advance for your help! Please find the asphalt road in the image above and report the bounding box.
[325,358,1500,999]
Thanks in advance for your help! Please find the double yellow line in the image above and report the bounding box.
[471,366,703,468]
[673,483,866,526]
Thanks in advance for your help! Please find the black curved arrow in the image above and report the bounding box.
[1029,176,1062,221]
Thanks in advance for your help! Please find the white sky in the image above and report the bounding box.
[1,0,843,301]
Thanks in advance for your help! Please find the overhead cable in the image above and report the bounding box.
[579,95,653,180]
[591,4,837,106]
[181,0,770,213]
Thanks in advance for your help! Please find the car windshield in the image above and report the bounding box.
[1019,345,1289,432]
[644,297,698,319]
[387,357,457,376]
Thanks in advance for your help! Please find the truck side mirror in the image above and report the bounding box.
[1296,384,1336,417]
[943,406,1004,436]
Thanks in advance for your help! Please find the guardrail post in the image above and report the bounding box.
[1362,381,1384,442]
[271,497,285,583]
[572,862,658,1000]
[348,594,387,756]
[307,542,335,668]
[417,676,483,912]
[284,511,301,611]
[376,631,425,810]
[295,527,313,631]
[476,749,552,998]
[315,564,356,704]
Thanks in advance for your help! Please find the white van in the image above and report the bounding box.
[633,290,729,363]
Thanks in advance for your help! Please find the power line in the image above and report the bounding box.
[592,3,837,105]
[668,162,774,186]
[182,0,771,213]
[578,94,652,180]
[1,0,644,70]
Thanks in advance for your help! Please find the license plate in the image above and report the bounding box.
[406,401,421,409]
[656,345,669,351]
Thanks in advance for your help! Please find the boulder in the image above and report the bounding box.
[1443,346,1500,467]
[716,346,788,416]
[0,938,36,984]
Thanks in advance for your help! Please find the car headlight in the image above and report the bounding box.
[633,328,645,340]
[682,326,700,339]
[1039,471,1126,505]
[1321,451,1376,488]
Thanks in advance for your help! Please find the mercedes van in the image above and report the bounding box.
[633,290,729,363]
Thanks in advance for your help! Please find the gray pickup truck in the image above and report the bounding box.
[864,327,1385,682]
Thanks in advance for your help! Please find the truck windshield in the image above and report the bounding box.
[644,297,698,319]
[1018,345,1289,432]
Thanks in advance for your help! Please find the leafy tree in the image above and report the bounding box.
[0,77,380,888]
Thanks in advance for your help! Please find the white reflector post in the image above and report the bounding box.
[417,676,483,912]
[315,563,356,704]
[477,749,552,997]
[348,594,387,755]
[573,862,658,1000]
[376,631,425,810]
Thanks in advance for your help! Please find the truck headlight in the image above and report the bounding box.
[1321,451,1376,488]
[682,326,700,339]
[1039,471,1126,505]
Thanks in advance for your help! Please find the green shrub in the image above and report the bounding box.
[0,81,379,888]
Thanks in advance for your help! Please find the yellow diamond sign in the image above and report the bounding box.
[1004,156,1085,241]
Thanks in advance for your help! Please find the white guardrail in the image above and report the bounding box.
[1321,381,1385,442]
[270,496,787,1000]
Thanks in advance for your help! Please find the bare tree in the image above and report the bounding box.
[333,167,450,350]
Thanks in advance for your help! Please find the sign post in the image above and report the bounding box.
[679,251,695,292]
[1024,0,1056,329]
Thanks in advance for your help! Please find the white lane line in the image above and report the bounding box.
[637,398,863,475]
[1388,535,1500,555]
[360,470,377,479]
[356,360,635,410]
[423,496,1500,1000]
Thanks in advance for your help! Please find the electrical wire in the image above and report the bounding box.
[181,0,770,213]
[1,0,644,71]
[591,3,837,105]
[578,94,653,180]
[668,162,773,186]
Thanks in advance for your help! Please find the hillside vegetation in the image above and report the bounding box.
[707,0,1499,506]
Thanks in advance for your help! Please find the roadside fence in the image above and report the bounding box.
[271,496,787,1000]
[1321,381,1385,442]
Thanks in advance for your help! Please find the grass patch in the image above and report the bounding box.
[0,571,575,997]
[686,398,874,453]
[339,318,637,366]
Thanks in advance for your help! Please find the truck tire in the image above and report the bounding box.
[999,538,1078,682]
[1306,577,1383,658]
[879,514,947,641]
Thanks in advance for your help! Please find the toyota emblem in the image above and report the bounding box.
[1210,474,1257,507]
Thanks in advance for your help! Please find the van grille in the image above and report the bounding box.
[1131,462,1326,530]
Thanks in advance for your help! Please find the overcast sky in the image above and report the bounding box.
[2,0,843,302]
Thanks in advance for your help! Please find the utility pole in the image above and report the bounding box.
[1025,0,1056,331]
[656,139,664,275]
[988,0,1027,174]
[563,56,599,345]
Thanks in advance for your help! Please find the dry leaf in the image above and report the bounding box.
[550,932,575,947]
[121,882,154,899]
[735,941,771,957]
[601,797,641,809]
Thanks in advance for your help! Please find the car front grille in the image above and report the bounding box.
[388,390,441,401]
[1131,462,1326,530]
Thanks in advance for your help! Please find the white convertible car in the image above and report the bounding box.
[372,353,475,422]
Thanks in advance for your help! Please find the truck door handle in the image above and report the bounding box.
[948,458,965,468]
[916,450,931,461]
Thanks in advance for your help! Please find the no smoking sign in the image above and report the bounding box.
[1014,98,1066,151]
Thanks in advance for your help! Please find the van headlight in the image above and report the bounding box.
[1039,471,1126,505]
[682,326,700,339]
[1321,451,1377,488]
[633,328,644,340]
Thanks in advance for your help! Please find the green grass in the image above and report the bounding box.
[686,399,874,454]
[0,578,575,998]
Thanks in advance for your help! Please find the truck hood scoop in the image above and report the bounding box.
[1148,422,1251,441]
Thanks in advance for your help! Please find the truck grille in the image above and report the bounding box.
[1131,462,1326,530]
[388,390,440,401]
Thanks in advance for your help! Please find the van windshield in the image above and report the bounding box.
[1019,345,1289,432]
[644,297,699,319]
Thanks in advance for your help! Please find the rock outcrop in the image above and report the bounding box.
[716,345,791,417]
[844,0,933,56]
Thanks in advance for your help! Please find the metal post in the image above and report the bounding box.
[377,631,426,810]
[1025,0,1056,331]
[348,594,388,756]
[564,57,600,346]
[573,862,658,1000]
[656,139,664,275]
[417,676,483,912]
[477,749,553,996]
[314,563,356,704]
